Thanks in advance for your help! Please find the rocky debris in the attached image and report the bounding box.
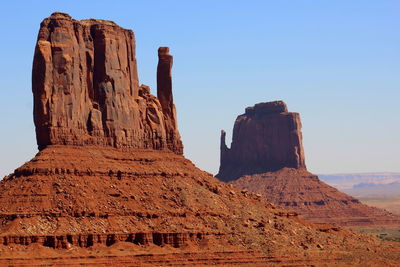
[32,12,183,154]
[216,101,305,182]
[1,145,399,266]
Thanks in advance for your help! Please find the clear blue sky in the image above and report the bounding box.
[1,0,399,177]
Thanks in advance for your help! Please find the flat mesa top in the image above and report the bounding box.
[245,100,288,116]
[49,12,118,27]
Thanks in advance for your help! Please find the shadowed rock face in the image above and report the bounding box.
[216,101,306,182]
[32,12,183,154]
[157,47,183,153]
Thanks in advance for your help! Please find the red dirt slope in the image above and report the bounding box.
[232,168,400,226]
[0,146,399,265]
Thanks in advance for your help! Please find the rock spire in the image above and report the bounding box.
[157,47,182,153]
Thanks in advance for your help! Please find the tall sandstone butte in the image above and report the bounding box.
[32,12,183,154]
[216,101,306,182]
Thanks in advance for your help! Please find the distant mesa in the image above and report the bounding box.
[32,12,183,154]
[319,172,400,190]
[218,101,400,226]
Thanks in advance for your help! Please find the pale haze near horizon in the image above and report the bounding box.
[0,1,399,178]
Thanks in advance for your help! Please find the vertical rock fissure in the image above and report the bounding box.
[124,34,133,97]
[85,51,94,102]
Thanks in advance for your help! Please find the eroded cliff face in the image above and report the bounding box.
[216,101,306,182]
[32,12,183,154]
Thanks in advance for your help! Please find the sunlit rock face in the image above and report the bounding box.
[32,12,183,154]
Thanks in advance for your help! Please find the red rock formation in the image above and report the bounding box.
[1,12,400,266]
[157,47,183,153]
[157,47,173,115]
[1,145,399,266]
[219,101,400,226]
[32,12,183,154]
[232,168,400,226]
[216,101,305,182]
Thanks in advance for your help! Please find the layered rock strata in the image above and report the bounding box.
[1,145,399,266]
[32,12,182,154]
[0,12,400,266]
[232,168,400,226]
[216,101,305,182]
